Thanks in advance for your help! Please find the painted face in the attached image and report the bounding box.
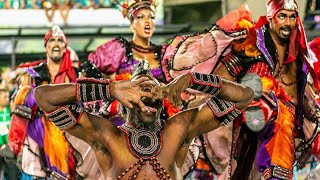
[270,10,297,41]
[130,9,155,40]
[45,36,66,62]
[128,74,162,125]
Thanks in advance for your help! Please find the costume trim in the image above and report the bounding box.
[206,97,241,126]
[221,52,244,78]
[256,27,275,70]
[188,72,222,96]
[76,78,113,102]
[120,121,163,159]
[45,103,83,130]
[262,164,292,180]
[12,105,32,120]
[115,157,171,180]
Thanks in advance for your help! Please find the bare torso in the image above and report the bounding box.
[272,44,299,106]
[79,113,194,180]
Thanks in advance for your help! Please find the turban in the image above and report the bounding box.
[44,25,67,47]
[266,0,298,19]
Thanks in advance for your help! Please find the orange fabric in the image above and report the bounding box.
[265,101,294,169]
[232,19,261,57]
[261,77,295,170]
[42,116,69,174]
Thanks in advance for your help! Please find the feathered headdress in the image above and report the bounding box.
[116,0,157,19]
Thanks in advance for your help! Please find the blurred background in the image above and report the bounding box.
[0,0,319,68]
[0,0,319,179]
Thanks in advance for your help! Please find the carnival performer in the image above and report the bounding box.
[88,0,175,120]
[163,1,320,179]
[211,1,320,179]
[34,59,254,180]
[7,25,79,179]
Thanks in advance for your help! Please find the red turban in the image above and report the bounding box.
[255,0,320,89]
[266,0,298,19]
[44,25,67,47]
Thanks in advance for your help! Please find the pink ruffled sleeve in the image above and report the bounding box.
[163,4,252,81]
[88,38,127,75]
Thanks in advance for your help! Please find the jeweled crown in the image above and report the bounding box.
[116,0,157,19]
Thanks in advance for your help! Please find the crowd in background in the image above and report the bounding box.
[0,0,117,9]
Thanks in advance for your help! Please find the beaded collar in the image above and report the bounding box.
[117,120,172,180]
[120,120,164,159]
[130,41,157,53]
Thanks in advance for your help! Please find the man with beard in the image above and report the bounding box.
[7,25,79,179]
[205,0,320,179]
[33,60,254,179]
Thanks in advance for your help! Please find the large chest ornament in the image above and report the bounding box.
[120,121,163,159]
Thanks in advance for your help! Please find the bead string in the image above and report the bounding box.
[115,157,172,180]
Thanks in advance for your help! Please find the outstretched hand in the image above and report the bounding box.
[163,74,191,108]
[109,77,157,112]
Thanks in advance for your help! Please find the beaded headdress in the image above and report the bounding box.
[117,0,157,19]
[131,59,160,86]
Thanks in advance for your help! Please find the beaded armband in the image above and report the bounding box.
[45,103,83,130]
[262,165,292,180]
[188,72,222,96]
[221,52,244,78]
[76,78,113,102]
[12,105,32,120]
[206,96,241,126]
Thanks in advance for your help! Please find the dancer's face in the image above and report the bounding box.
[128,74,162,124]
[46,36,66,62]
[131,9,155,40]
[270,10,297,41]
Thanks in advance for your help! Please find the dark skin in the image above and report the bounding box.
[34,74,254,179]
[215,9,300,105]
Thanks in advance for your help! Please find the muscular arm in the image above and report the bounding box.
[165,72,253,138]
[34,77,156,144]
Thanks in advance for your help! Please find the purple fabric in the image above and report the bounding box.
[26,68,40,78]
[256,28,275,70]
[88,38,127,75]
[24,89,45,148]
[111,116,125,126]
[118,59,164,80]
[256,121,275,172]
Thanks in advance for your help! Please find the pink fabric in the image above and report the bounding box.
[216,4,253,30]
[162,4,249,82]
[88,38,127,75]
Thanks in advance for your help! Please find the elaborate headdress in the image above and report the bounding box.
[117,0,157,19]
[131,59,160,86]
[44,25,67,47]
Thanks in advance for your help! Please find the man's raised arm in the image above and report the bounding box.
[165,72,254,138]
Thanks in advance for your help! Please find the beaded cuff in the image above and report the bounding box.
[206,96,241,126]
[263,165,292,180]
[45,103,83,130]
[188,72,222,96]
[76,78,113,102]
[221,52,244,78]
[12,105,32,120]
